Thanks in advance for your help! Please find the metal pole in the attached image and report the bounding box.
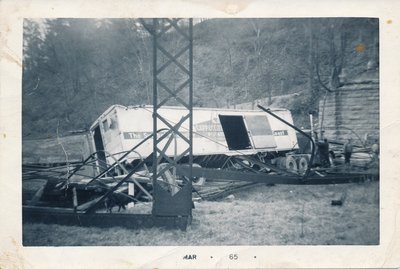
[152,18,158,188]
[189,18,193,181]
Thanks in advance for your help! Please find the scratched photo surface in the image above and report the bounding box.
[21,18,380,246]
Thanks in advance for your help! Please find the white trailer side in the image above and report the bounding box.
[90,105,298,166]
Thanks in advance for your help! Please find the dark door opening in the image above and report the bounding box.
[93,125,107,171]
[219,115,252,150]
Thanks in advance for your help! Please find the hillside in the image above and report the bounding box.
[22,18,378,139]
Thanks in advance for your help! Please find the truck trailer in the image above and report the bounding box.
[89,104,300,171]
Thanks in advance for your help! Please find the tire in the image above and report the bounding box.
[276,157,287,169]
[192,163,206,186]
[285,156,298,173]
[298,157,309,175]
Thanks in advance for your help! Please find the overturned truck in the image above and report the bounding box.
[90,104,305,175]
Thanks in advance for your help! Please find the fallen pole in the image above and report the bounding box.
[177,166,372,185]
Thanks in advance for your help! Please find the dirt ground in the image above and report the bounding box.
[23,180,379,246]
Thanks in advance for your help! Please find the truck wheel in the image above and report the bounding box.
[192,163,206,186]
[285,156,298,173]
[276,157,287,169]
[298,157,309,175]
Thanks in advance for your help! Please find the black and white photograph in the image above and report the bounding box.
[1,0,399,268]
[21,17,380,246]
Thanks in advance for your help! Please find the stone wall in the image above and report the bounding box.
[318,79,379,144]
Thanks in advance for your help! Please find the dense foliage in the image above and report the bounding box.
[22,18,378,138]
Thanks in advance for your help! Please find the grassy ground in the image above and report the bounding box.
[23,181,379,246]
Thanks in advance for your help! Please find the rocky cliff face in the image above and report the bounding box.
[318,69,379,145]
